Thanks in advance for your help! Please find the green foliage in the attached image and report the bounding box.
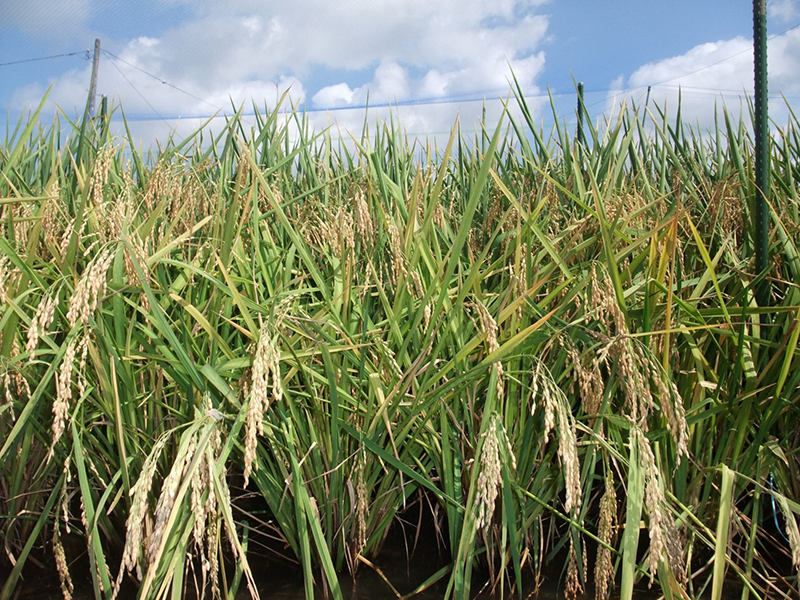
[0,89,799,600]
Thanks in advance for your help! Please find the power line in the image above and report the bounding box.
[105,54,172,126]
[100,49,547,118]
[0,51,87,68]
[642,20,800,92]
[101,50,223,112]
[578,19,800,113]
[93,17,800,127]
[117,92,544,122]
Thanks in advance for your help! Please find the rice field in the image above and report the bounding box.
[1,85,799,600]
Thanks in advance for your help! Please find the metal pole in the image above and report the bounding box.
[88,38,101,117]
[576,81,585,148]
[753,0,770,306]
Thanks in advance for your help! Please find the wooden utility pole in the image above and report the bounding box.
[88,38,101,117]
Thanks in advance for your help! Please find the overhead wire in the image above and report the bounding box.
[15,18,799,128]
[100,16,800,124]
[102,50,223,112]
[640,20,800,91]
[576,19,800,115]
[0,50,87,68]
[104,54,172,126]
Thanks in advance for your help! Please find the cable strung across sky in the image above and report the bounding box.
[5,2,800,144]
[0,50,87,68]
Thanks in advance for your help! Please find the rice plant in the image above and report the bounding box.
[0,85,798,600]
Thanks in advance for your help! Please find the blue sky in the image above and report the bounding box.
[2,0,800,144]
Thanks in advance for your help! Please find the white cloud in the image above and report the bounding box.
[9,0,551,145]
[304,3,548,139]
[11,43,306,148]
[312,84,355,108]
[603,29,800,130]
[769,0,799,22]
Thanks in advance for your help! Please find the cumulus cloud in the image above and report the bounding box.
[9,0,552,144]
[769,0,799,22]
[602,28,800,129]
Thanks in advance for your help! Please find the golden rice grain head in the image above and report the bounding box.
[53,526,74,600]
[191,448,209,551]
[603,337,652,427]
[113,433,170,597]
[355,448,369,555]
[432,202,445,230]
[533,361,557,443]
[311,204,354,258]
[564,536,584,600]
[502,420,517,471]
[0,369,11,422]
[121,236,151,311]
[387,219,408,286]
[647,358,689,461]
[147,163,171,210]
[89,145,115,209]
[193,444,221,597]
[0,256,10,303]
[405,268,434,333]
[60,458,73,533]
[567,344,604,418]
[9,203,33,251]
[215,461,239,560]
[42,183,65,251]
[50,336,78,458]
[472,300,499,354]
[590,264,627,337]
[532,360,582,513]
[633,427,681,585]
[475,417,507,530]
[594,472,617,600]
[554,394,582,514]
[148,432,197,563]
[66,248,115,328]
[471,301,504,399]
[75,335,90,401]
[409,269,424,299]
[205,513,220,599]
[102,190,135,242]
[475,415,517,529]
[26,288,59,362]
[243,323,281,486]
[354,188,375,248]
[57,217,80,259]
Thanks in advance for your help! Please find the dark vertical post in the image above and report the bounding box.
[88,38,101,117]
[576,82,585,148]
[753,0,770,306]
[99,95,109,139]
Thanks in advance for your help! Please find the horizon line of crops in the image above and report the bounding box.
[1,81,799,600]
